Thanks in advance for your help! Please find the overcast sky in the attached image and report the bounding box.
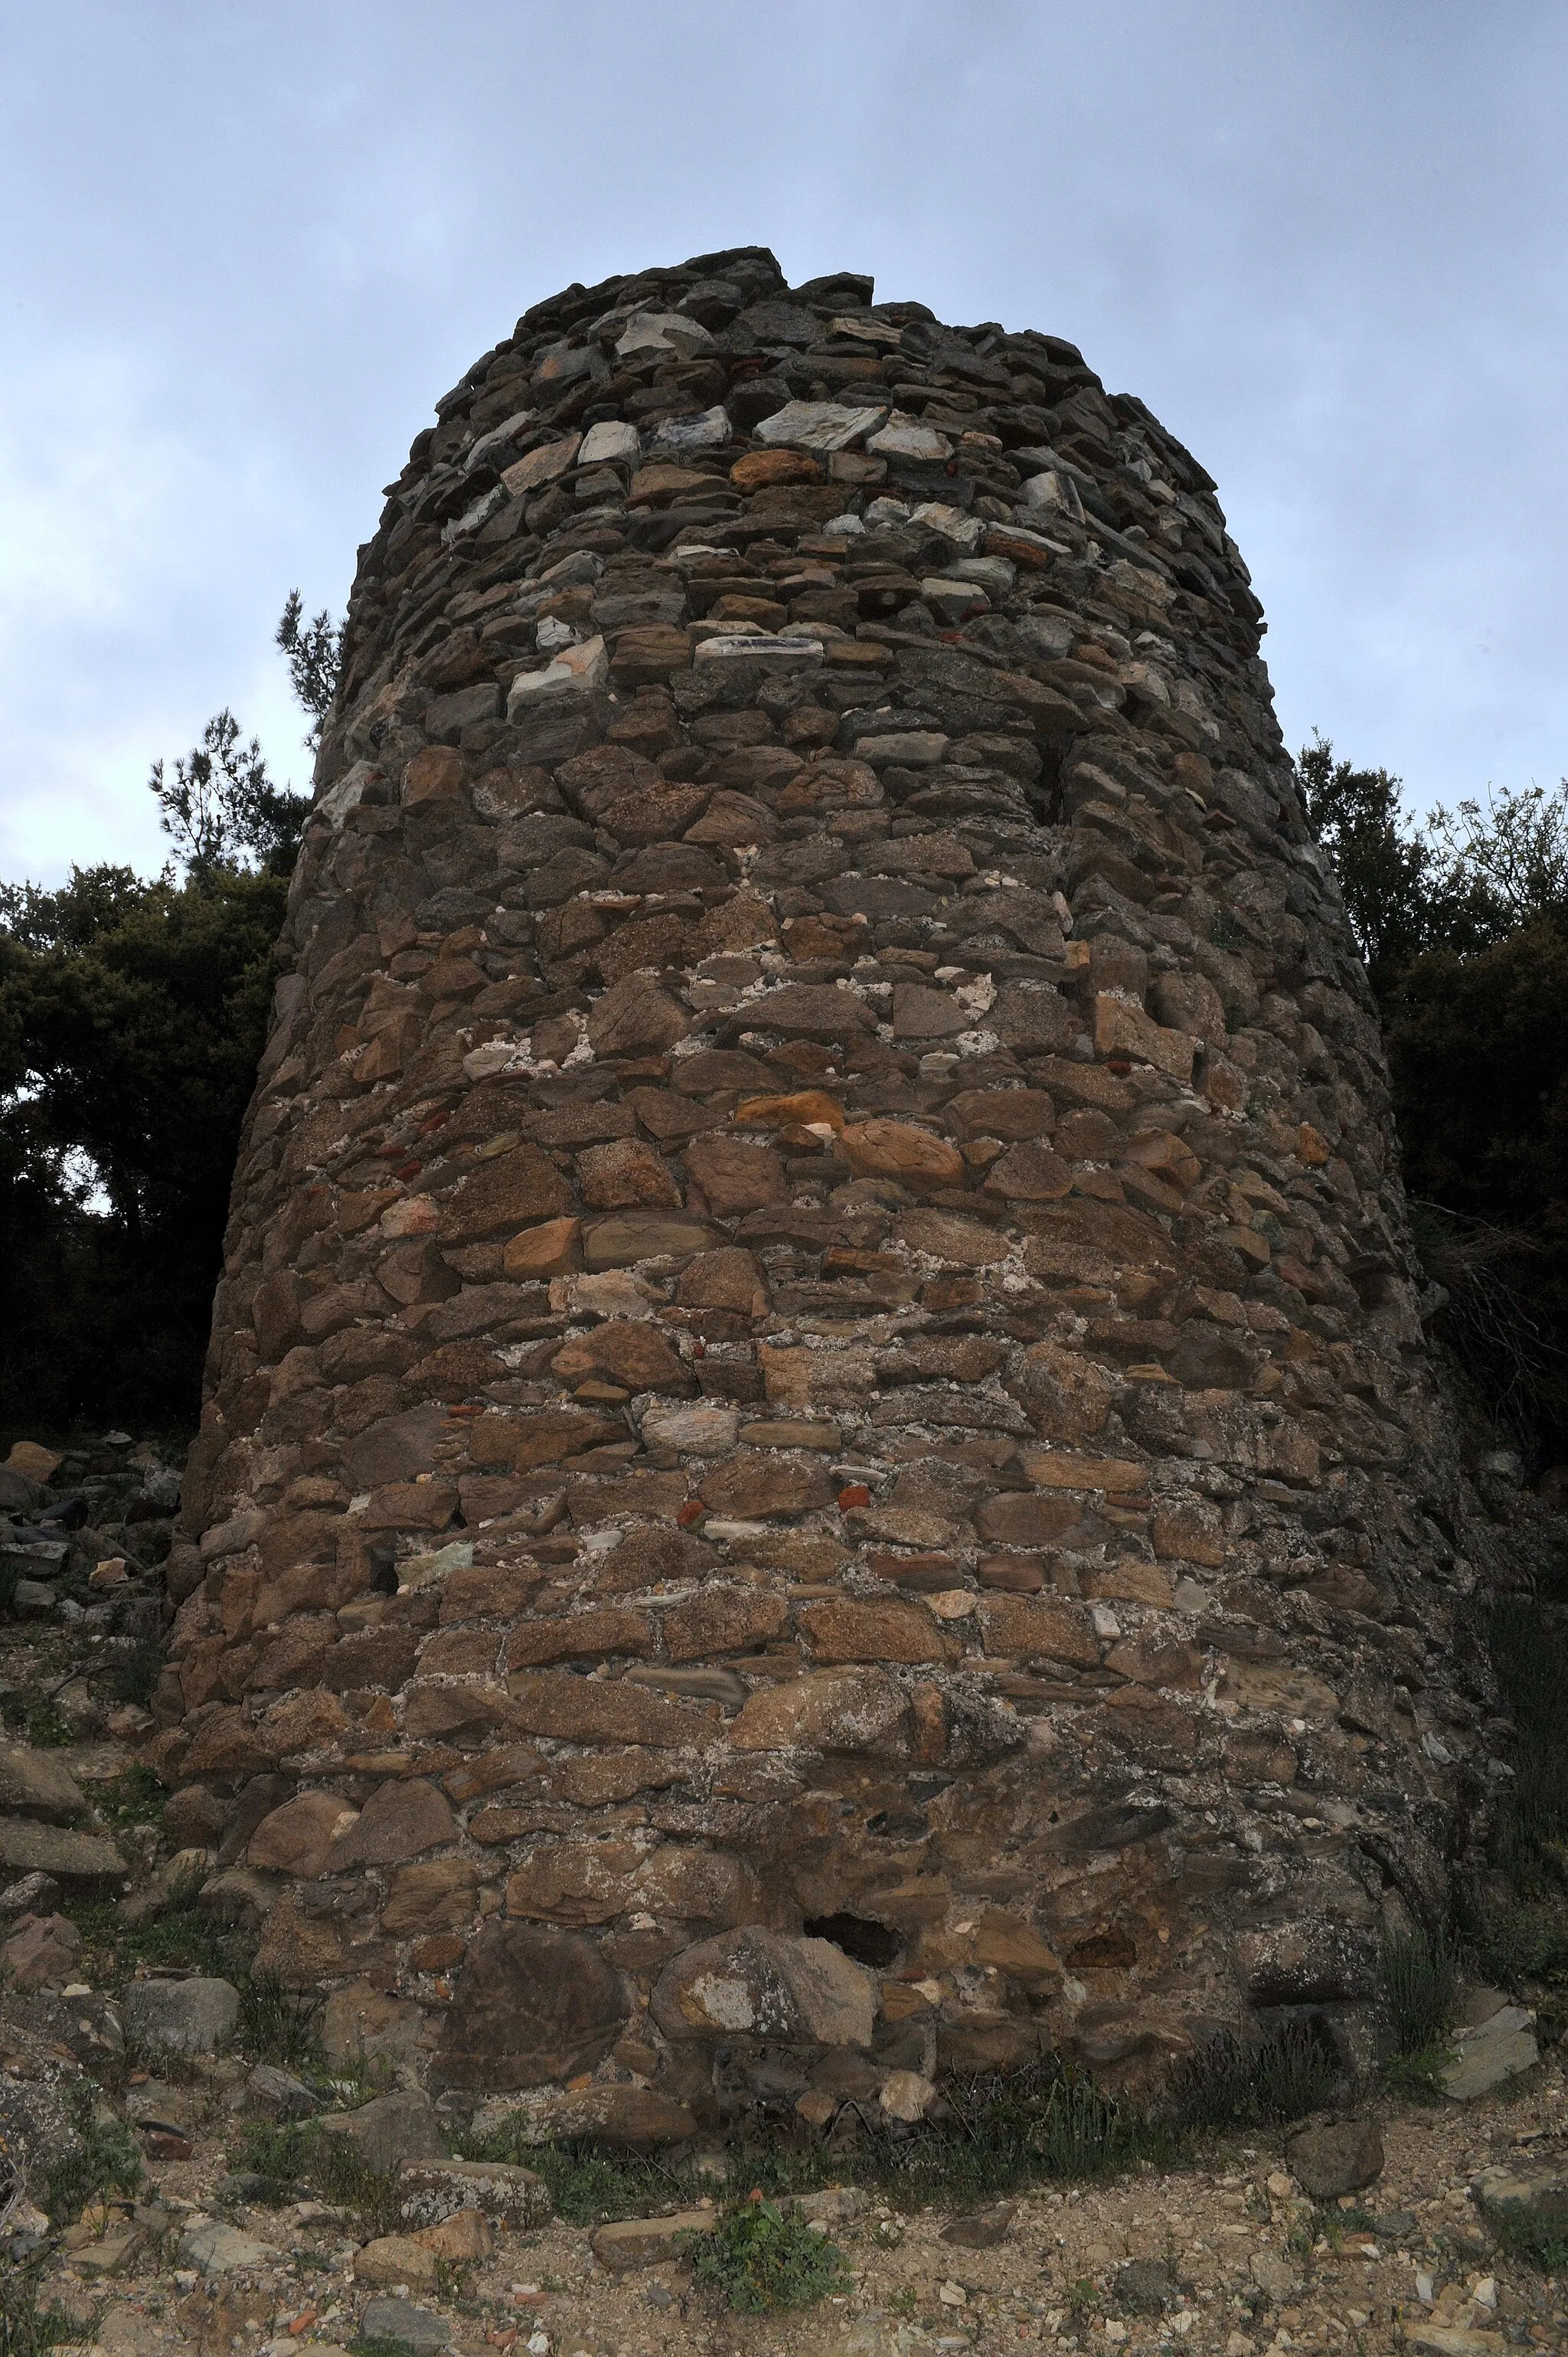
[3,2,1565,888]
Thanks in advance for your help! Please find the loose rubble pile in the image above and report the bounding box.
[142,247,1529,2132]
[2,1897,1565,2357]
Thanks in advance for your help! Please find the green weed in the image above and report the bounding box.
[93,1764,166,1832]
[1381,1924,1457,2054]
[465,2056,1172,2225]
[0,2263,97,2354]
[1381,2045,1449,2104]
[103,1639,164,1709]
[1479,2202,1568,2273]
[65,1863,251,1987]
[224,2116,402,2236]
[239,1969,325,2071]
[44,2087,142,2223]
[0,1695,73,1747]
[224,2119,317,2207]
[1487,1596,1568,1900]
[685,2200,848,2313]
[1168,2020,1341,2130]
[462,2128,683,2225]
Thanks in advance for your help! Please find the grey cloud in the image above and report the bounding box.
[3,0,1566,881]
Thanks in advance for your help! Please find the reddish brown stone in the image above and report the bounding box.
[676,1247,769,1316]
[684,1135,786,1217]
[439,1565,544,1624]
[982,1141,1073,1201]
[381,1858,478,1936]
[502,1217,583,1279]
[661,1589,789,1661]
[975,1491,1093,1548]
[247,1790,357,1878]
[505,1670,717,1748]
[892,1209,1011,1267]
[587,976,692,1057]
[841,1120,964,1189]
[505,1610,652,1667]
[577,1136,681,1210]
[1012,1340,1117,1441]
[600,781,708,844]
[356,1483,459,1534]
[434,1921,628,2091]
[799,1598,959,1666]
[469,1407,622,1470]
[550,1320,693,1395]
[730,449,822,490]
[443,1145,572,1243]
[698,1450,836,1519]
[976,1595,1100,1667]
[327,1778,456,1871]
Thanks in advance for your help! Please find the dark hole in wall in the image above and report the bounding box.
[804,1912,902,1969]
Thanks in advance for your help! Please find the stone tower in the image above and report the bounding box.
[160,248,1498,2133]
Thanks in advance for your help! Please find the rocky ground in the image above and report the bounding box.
[2,2025,1565,2357]
[4,1434,1568,2356]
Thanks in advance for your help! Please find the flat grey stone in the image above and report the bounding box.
[357,2297,451,2352]
[0,1818,123,1888]
[1115,2259,1174,2313]
[0,1743,84,1824]
[247,2063,319,2120]
[1472,2156,1568,2232]
[397,2155,549,2229]
[122,1975,239,2054]
[317,2087,446,2177]
[1286,2116,1385,2198]
[0,1870,61,1915]
[1250,2248,1299,2302]
[179,2218,277,2273]
[753,399,887,452]
[1442,2006,1537,2100]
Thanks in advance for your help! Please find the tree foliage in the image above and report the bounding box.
[0,598,339,1437]
[276,589,344,749]
[1302,737,1568,1456]
[0,864,287,1431]
[148,707,309,878]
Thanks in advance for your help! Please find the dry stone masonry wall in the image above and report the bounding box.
[158,247,1508,2137]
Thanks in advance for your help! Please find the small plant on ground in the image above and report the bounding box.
[224,2120,318,2207]
[1168,2019,1341,2130]
[92,1764,166,1832]
[1480,2202,1568,2272]
[64,1861,252,1986]
[1381,1924,1457,2052]
[44,2087,142,2222]
[458,2123,683,2225]
[307,2133,404,2240]
[103,1638,164,1709]
[0,2263,98,2354]
[239,1968,325,2071]
[684,2198,848,2313]
[1380,1921,1457,2100]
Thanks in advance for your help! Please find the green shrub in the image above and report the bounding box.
[1380,1925,1458,2055]
[0,2263,96,2354]
[456,2120,683,2225]
[1480,2202,1568,2273]
[685,2201,848,2313]
[44,2087,142,2222]
[1169,2021,1341,2130]
[239,1970,325,2071]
